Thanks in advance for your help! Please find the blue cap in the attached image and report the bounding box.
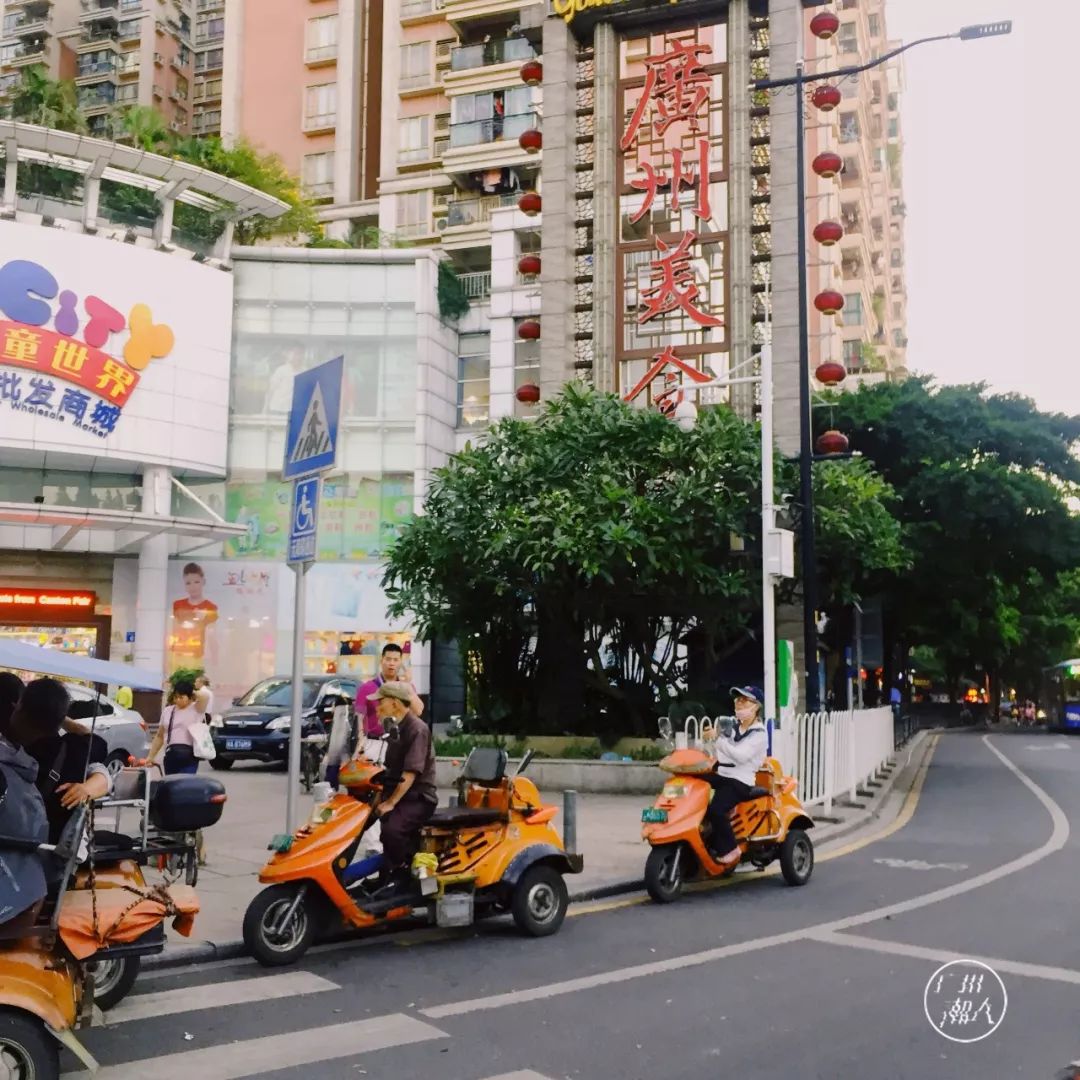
[731,685,764,706]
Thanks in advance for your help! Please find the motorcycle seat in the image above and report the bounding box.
[427,806,505,829]
[739,786,771,802]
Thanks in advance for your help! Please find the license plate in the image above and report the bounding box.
[225,738,252,751]
[642,808,668,823]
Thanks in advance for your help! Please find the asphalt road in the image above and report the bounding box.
[67,732,1080,1079]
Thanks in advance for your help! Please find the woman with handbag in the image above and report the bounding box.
[145,679,214,864]
[146,679,209,776]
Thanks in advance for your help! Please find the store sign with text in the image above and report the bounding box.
[0,221,233,474]
[0,589,97,620]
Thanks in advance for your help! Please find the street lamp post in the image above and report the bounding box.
[674,343,792,735]
[753,20,1012,712]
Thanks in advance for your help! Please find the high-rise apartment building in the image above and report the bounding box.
[221,0,382,219]
[0,0,196,138]
[811,0,907,387]
[192,0,223,135]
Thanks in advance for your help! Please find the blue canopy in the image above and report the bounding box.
[0,639,163,691]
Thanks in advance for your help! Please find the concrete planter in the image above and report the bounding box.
[436,756,665,795]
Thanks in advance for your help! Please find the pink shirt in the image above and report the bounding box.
[161,703,202,748]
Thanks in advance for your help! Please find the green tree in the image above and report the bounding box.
[112,104,170,151]
[828,378,1080,699]
[386,387,906,736]
[7,65,86,132]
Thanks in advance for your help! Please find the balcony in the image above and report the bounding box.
[79,0,119,23]
[5,40,49,66]
[3,11,50,37]
[305,43,337,65]
[77,32,121,53]
[192,112,220,135]
[450,36,533,71]
[459,270,491,299]
[193,81,220,102]
[443,0,545,34]
[194,29,223,46]
[116,55,140,76]
[196,0,223,8]
[75,58,118,83]
[303,111,336,134]
[78,86,116,113]
[400,0,444,20]
[448,112,532,149]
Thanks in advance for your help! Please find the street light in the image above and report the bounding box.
[673,344,794,735]
[753,18,1012,711]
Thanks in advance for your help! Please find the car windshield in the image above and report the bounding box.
[238,679,321,709]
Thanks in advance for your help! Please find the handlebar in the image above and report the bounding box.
[515,749,535,776]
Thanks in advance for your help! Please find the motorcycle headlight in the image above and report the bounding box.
[267,716,291,732]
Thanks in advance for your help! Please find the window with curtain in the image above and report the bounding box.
[307,15,337,62]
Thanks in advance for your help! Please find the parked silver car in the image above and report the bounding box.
[66,684,150,772]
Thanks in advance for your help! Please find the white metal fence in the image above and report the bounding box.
[771,707,894,813]
[676,706,895,815]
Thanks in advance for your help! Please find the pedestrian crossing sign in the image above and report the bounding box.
[283,355,343,480]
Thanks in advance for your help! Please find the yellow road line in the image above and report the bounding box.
[569,733,940,919]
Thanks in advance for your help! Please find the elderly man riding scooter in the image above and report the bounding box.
[369,681,438,889]
[704,686,769,867]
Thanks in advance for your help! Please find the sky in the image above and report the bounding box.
[883,1,1077,416]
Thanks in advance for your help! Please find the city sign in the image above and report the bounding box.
[0,257,174,440]
[554,0,726,36]
[0,589,96,619]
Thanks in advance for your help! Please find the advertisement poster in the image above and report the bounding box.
[225,475,414,561]
[166,559,279,703]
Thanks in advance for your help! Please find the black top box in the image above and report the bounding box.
[150,775,226,832]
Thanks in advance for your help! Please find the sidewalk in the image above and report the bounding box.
[147,734,928,965]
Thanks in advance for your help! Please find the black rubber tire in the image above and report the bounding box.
[210,757,234,770]
[92,955,141,1010]
[779,829,814,886]
[243,884,315,967]
[105,750,129,776]
[644,844,685,904]
[0,1008,60,1080]
[510,864,569,937]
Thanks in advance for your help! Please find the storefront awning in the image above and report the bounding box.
[0,501,246,556]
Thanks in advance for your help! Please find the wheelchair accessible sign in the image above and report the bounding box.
[283,356,343,565]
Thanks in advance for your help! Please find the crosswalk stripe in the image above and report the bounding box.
[103,971,340,1025]
[481,1073,558,1079]
[64,1013,449,1079]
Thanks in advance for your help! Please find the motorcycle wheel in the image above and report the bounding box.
[0,1008,59,1080]
[91,955,141,1010]
[645,844,685,904]
[243,884,315,967]
[510,865,568,937]
[779,829,814,886]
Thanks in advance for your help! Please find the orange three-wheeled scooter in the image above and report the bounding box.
[244,747,583,966]
[641,718,815,902]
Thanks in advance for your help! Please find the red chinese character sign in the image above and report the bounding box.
[616,30,728,414]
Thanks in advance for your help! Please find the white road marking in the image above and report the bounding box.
[873,857,968,871]
[421,735,1069,1019]
[63,1014,448,1079]
[481,1073,558,1080]
[104,971,339,1025]
[810,931,1080,987]
[1024,742,1071,751]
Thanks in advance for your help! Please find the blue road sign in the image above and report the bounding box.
[283,355,343,480]
[287,477,321,565]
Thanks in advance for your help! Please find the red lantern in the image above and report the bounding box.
[816,430,849,456]
[815,361,847,386]
[517,191,542,216]
[812,151,844,178]
[518,254,541,276]
[519,129,542,154]
[520,59,543,86]
[813,220,843,246]
[517,319,541,340]
[516,383,541,404]
[811,84,841,112]
[814,289,845,315]
[809,11,840,39]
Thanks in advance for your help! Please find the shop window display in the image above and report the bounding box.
[303,630,412,680]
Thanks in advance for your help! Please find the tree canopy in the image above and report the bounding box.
[826,377,1080,699]
[386,386,905,735]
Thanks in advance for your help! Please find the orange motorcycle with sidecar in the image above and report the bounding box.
[243,746,583,966]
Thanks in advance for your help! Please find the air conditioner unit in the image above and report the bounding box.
[154,51,164,64]
[434,216,448,231]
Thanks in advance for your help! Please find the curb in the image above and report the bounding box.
[145,730,935,972]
